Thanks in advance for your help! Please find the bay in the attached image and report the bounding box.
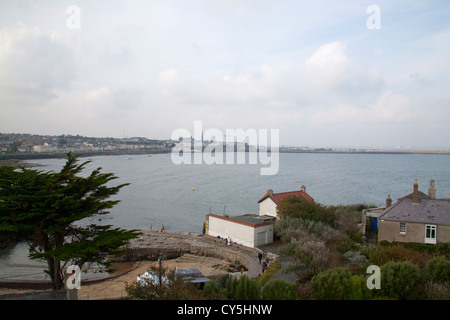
[1,152,449,281]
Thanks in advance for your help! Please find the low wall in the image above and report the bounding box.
[123,230,254,269]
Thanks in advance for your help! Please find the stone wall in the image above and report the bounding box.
[122,230,254,268]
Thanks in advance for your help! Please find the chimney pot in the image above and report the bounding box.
[267,189,273,196]
[386,194,392,208]
[412,178,419,204]
[428,179,436,199]
[300,185,306,192]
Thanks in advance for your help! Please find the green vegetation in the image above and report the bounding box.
[271,197,450,300]
[0,153,141,290]
[123,196,450,301]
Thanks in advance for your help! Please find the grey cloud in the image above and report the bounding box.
[0,24,77,106]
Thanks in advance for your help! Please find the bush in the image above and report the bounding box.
[424,281,450,300]
[225,275,261,300]
[274,217,343,243]
[276,196,335,225]
[367,243,431,268]
[203,280,226,299]
[426,256,450,283]
[310,267,353,300]
[378,261,424,300]
[262,279,298,300]
[280,237,329,281]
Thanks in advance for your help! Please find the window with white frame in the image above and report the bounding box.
[399,222,406,234]
[425,225,437,244]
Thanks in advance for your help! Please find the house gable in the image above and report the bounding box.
[258,186,314,218]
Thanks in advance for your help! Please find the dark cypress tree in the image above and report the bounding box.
[0,153,140,289]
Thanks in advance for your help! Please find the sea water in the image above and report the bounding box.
[1,152,449,281]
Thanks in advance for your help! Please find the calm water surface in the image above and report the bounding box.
[1,152,449,281]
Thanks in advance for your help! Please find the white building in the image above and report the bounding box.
[257,186,314,218]
[204,185,314,248]
[205,213,274,248]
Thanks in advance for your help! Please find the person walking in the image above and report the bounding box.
[258,251,263,264]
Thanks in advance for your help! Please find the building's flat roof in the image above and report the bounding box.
[208,213,275,227]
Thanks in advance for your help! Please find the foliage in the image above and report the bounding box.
[276,196,335,225]
[224,275,261,300]
[426,256,450,283]
[366,243,432,268]
[274,217,344,281]
[261,279,298,300]
[424,281,450,300]
[274,217,343,243]
[202,280,226,299]
[296,282,313,300]
[0,153,140,289]
[310,267,353,300]
[377,261,424,300]
[255,259,281,286]
[332,205,365,242]
[125,266,204,300]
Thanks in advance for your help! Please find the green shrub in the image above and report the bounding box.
[426,256,450,283]
[276,196,335,225]
[378,261,424,300]
[310,267,353,300]
[225,275,261,300]
[262,279,298,300]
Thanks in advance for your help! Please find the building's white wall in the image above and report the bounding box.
[253,223,274,247]
[259,198,277,218]
[207,215,274,248]
[208,216,255,247]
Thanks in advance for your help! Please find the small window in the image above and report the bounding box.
[400,223,406,234]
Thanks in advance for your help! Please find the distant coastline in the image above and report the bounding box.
[279,149,450,155]
[1,147,449,167]
[0,149,171,168]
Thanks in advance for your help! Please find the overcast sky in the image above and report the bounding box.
[0,0,449,148]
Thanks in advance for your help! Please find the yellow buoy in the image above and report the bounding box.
[192,187,195,191]
[295,180,297,183]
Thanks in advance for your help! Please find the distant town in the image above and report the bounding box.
[0,133,173,159]
[1,132,449,159]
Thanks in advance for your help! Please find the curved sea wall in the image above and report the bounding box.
[122,230,265,272]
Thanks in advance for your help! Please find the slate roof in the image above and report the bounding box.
[379,192,450,226]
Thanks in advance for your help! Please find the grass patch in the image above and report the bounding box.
[255,259,281,286]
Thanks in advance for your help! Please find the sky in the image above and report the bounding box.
[0,0,449,148]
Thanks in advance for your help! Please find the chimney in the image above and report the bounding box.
[412,178,419,204]
[267,189,273,196]
[386,194,392,208]
[300,185,306,193]
[428,179,436,199]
